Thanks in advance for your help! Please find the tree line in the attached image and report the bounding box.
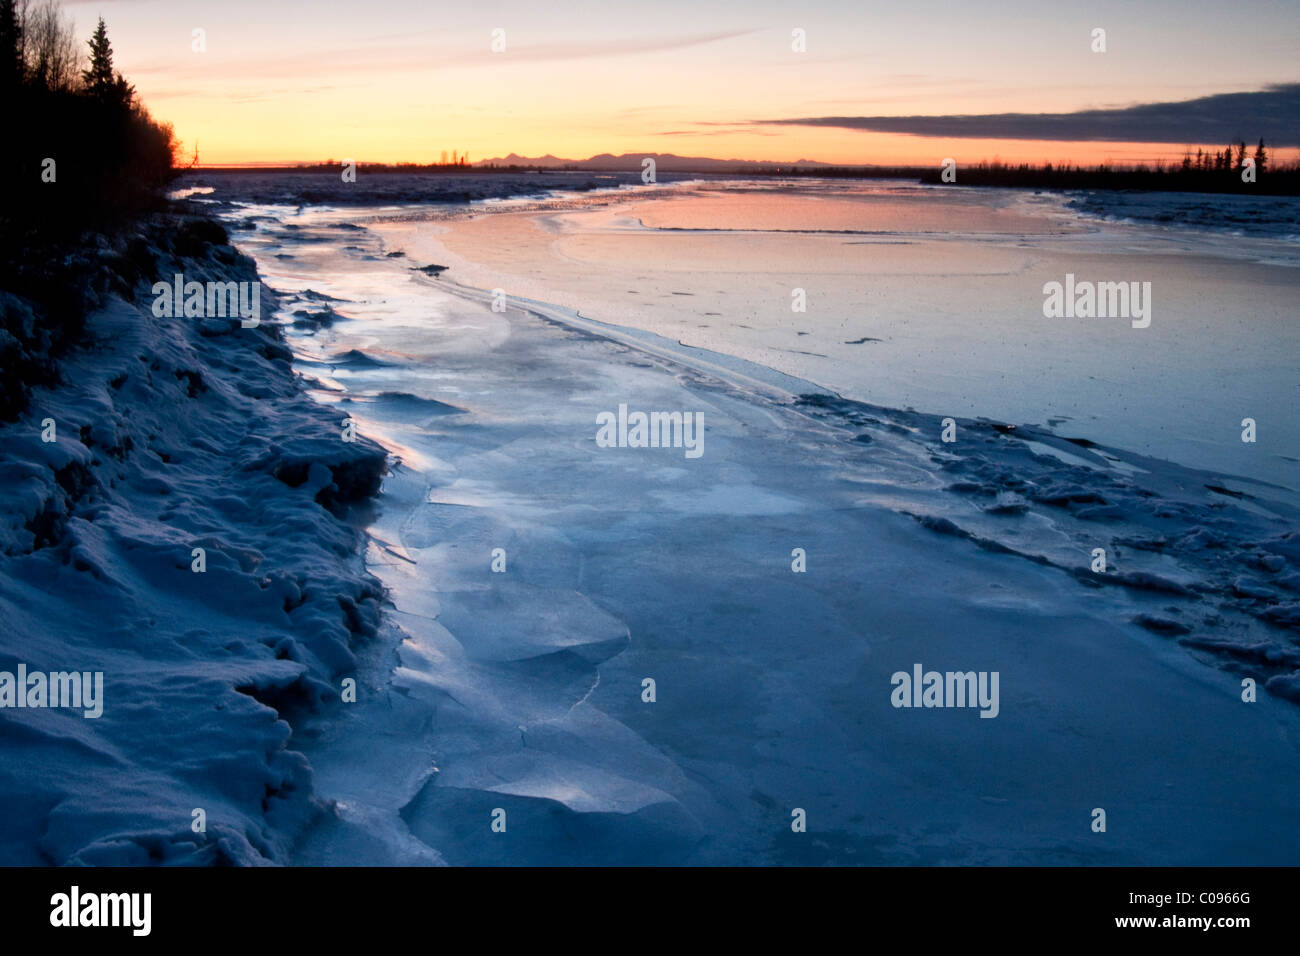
[1,1,183,420]
[907,142,1297,195]
[1193,140,1263,173]
[1,0,179,241]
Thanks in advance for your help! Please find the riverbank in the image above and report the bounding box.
[0,214,386,864]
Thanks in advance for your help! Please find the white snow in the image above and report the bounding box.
[0,221,386,864]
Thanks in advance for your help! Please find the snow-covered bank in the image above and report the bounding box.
[0,215,386,864]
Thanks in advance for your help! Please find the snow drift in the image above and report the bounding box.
[0,215,387,864]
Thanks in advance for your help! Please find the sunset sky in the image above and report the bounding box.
[65,0,1300,166]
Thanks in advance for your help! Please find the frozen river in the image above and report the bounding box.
[202,178,1300,865]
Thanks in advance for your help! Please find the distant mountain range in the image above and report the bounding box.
[475,152,839,171]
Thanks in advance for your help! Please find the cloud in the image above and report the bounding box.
[757,85,1300,145]
[476,29,754,64]
[127,28,755,84]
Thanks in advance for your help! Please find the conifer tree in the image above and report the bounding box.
[82,17,114,98]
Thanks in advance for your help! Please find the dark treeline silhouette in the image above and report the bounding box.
[1,1,181,419]
[665,150,1298,195]
[2,2,177,242]
[913,144,1298,195]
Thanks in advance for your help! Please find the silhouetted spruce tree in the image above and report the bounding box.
[1253,138,1266,175]
[82,17,115,99]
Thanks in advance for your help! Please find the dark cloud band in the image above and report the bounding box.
[758,84,1300,145]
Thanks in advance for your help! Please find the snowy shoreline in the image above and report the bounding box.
[0,214,387,864]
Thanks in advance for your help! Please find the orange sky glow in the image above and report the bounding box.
[64,0,1300,168]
